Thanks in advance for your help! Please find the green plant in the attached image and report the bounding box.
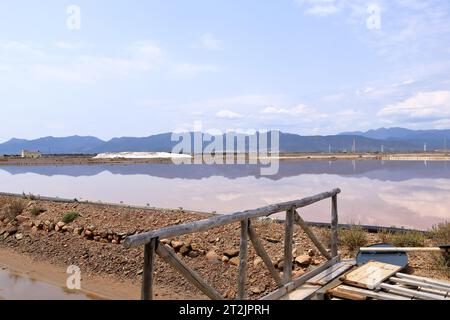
[389,231,425,247]
[339,225,368,252]
[62,211,79,223]
[429,222,450,244]
[30,207,46,216]
[1,199,25,219]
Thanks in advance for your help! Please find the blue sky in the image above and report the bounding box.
[0,0,449,141]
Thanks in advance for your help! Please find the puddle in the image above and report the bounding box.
[0,267,98,300]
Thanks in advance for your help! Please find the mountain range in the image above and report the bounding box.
[1,128,449,155]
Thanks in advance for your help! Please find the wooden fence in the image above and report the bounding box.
[123,188,341,300]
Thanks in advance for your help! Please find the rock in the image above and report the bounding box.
[253,257,263,267]
[295,255,312,266]
[311,259,320,266]
[73,227,82,235]
[223,248,240,258]
[0,228,6,236]
[205,250,221,264]
[7,226,18,236]
[276,259,284,271]
[292,248,299,257]
[31,226,38,234]
[160,239,171,245]
[15,215,29,224]
[222,256,229,263]
[57,221,66,228]
[93,236,101,242]
[171,240,184,251]
[229,257,240,266]
[111,239,118,244]
[266,237,280,244]
[292,269,306,278]
[190,243,202,251]
[308,249,316,257]
[15,233,24,240]
[250,286,265,295]
[187,250,200,258]
[49,222,55,231]
[179,245,191,256]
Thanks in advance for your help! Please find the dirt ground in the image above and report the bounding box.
[0,195,448,300]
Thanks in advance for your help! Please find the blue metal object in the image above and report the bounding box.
[356,243,408,269]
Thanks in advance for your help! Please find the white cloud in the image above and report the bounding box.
[378,90,450,122]
[294,0,341,16]
[196,33,223,50]
[215,110,244,119]
[262,104,312,116]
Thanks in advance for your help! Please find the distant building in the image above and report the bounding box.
[21,149,42,158]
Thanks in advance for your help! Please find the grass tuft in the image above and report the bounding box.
[62,211,79,223]
[338,225,368,252]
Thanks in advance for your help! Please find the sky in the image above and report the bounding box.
[0,0,449,141]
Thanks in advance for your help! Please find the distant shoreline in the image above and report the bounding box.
[1,152,450,166]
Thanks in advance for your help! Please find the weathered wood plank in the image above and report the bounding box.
[280,284,322,300]
[306,261,354,286]
[237,219,249,300]
[340,261,402,290]
[260,256,340,300]
[283,209,294,284]
[294,210,332,260]
[156,243,224,300]
[330,195,338,257]
[124,189,341,248]
[247,224,283,287]
[329,285,410,300]
[141,238,157,300]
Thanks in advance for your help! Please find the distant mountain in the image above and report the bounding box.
[340,128,450,150]
[1,128,449,155]
[0,136,105,155]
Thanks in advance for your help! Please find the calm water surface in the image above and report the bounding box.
[0,267,93,300]
[1,160,450,230]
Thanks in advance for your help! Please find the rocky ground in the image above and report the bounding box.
[0,195,448,300]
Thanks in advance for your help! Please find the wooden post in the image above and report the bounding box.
[156,243,224,300]
[237,219,249,300]
[141,237,157,300]
[247,224,283,287]
[283,208,294,284]
[330,195,338,257]
[293,210,332,260]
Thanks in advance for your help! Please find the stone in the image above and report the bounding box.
[73,227,82,235]
[171,240,184,251]
[57,221,66,228]
[15,233,24,240]
[160,239,171,245]
[31,226,38,234]
[253,257,263,267]
[15,215,29,224]
[111,239,118,244]
[266,237,280,244]
[250,286,265,295]
[295,255,312,266]
[222,256,229,263]
[179,245,191,256]
[308,249,316,257]
[276,259,284,271]
[93,236,101,242]
[205,250,220,264]
[223,248,240,258]
[292,248,299,257]
[292,269,306,278]
[187,250,200,258]
[229,257,240,266]
[7,226,18,236]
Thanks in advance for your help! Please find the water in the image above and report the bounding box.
[0,267,93,300]
[1,160,450,230]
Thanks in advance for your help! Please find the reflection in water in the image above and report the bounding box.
[0,160,449,230]
[0,267,92,300]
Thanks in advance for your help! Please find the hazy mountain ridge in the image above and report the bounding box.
[1,128,449,154]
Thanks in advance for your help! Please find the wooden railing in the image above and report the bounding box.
[123,188,341,300]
